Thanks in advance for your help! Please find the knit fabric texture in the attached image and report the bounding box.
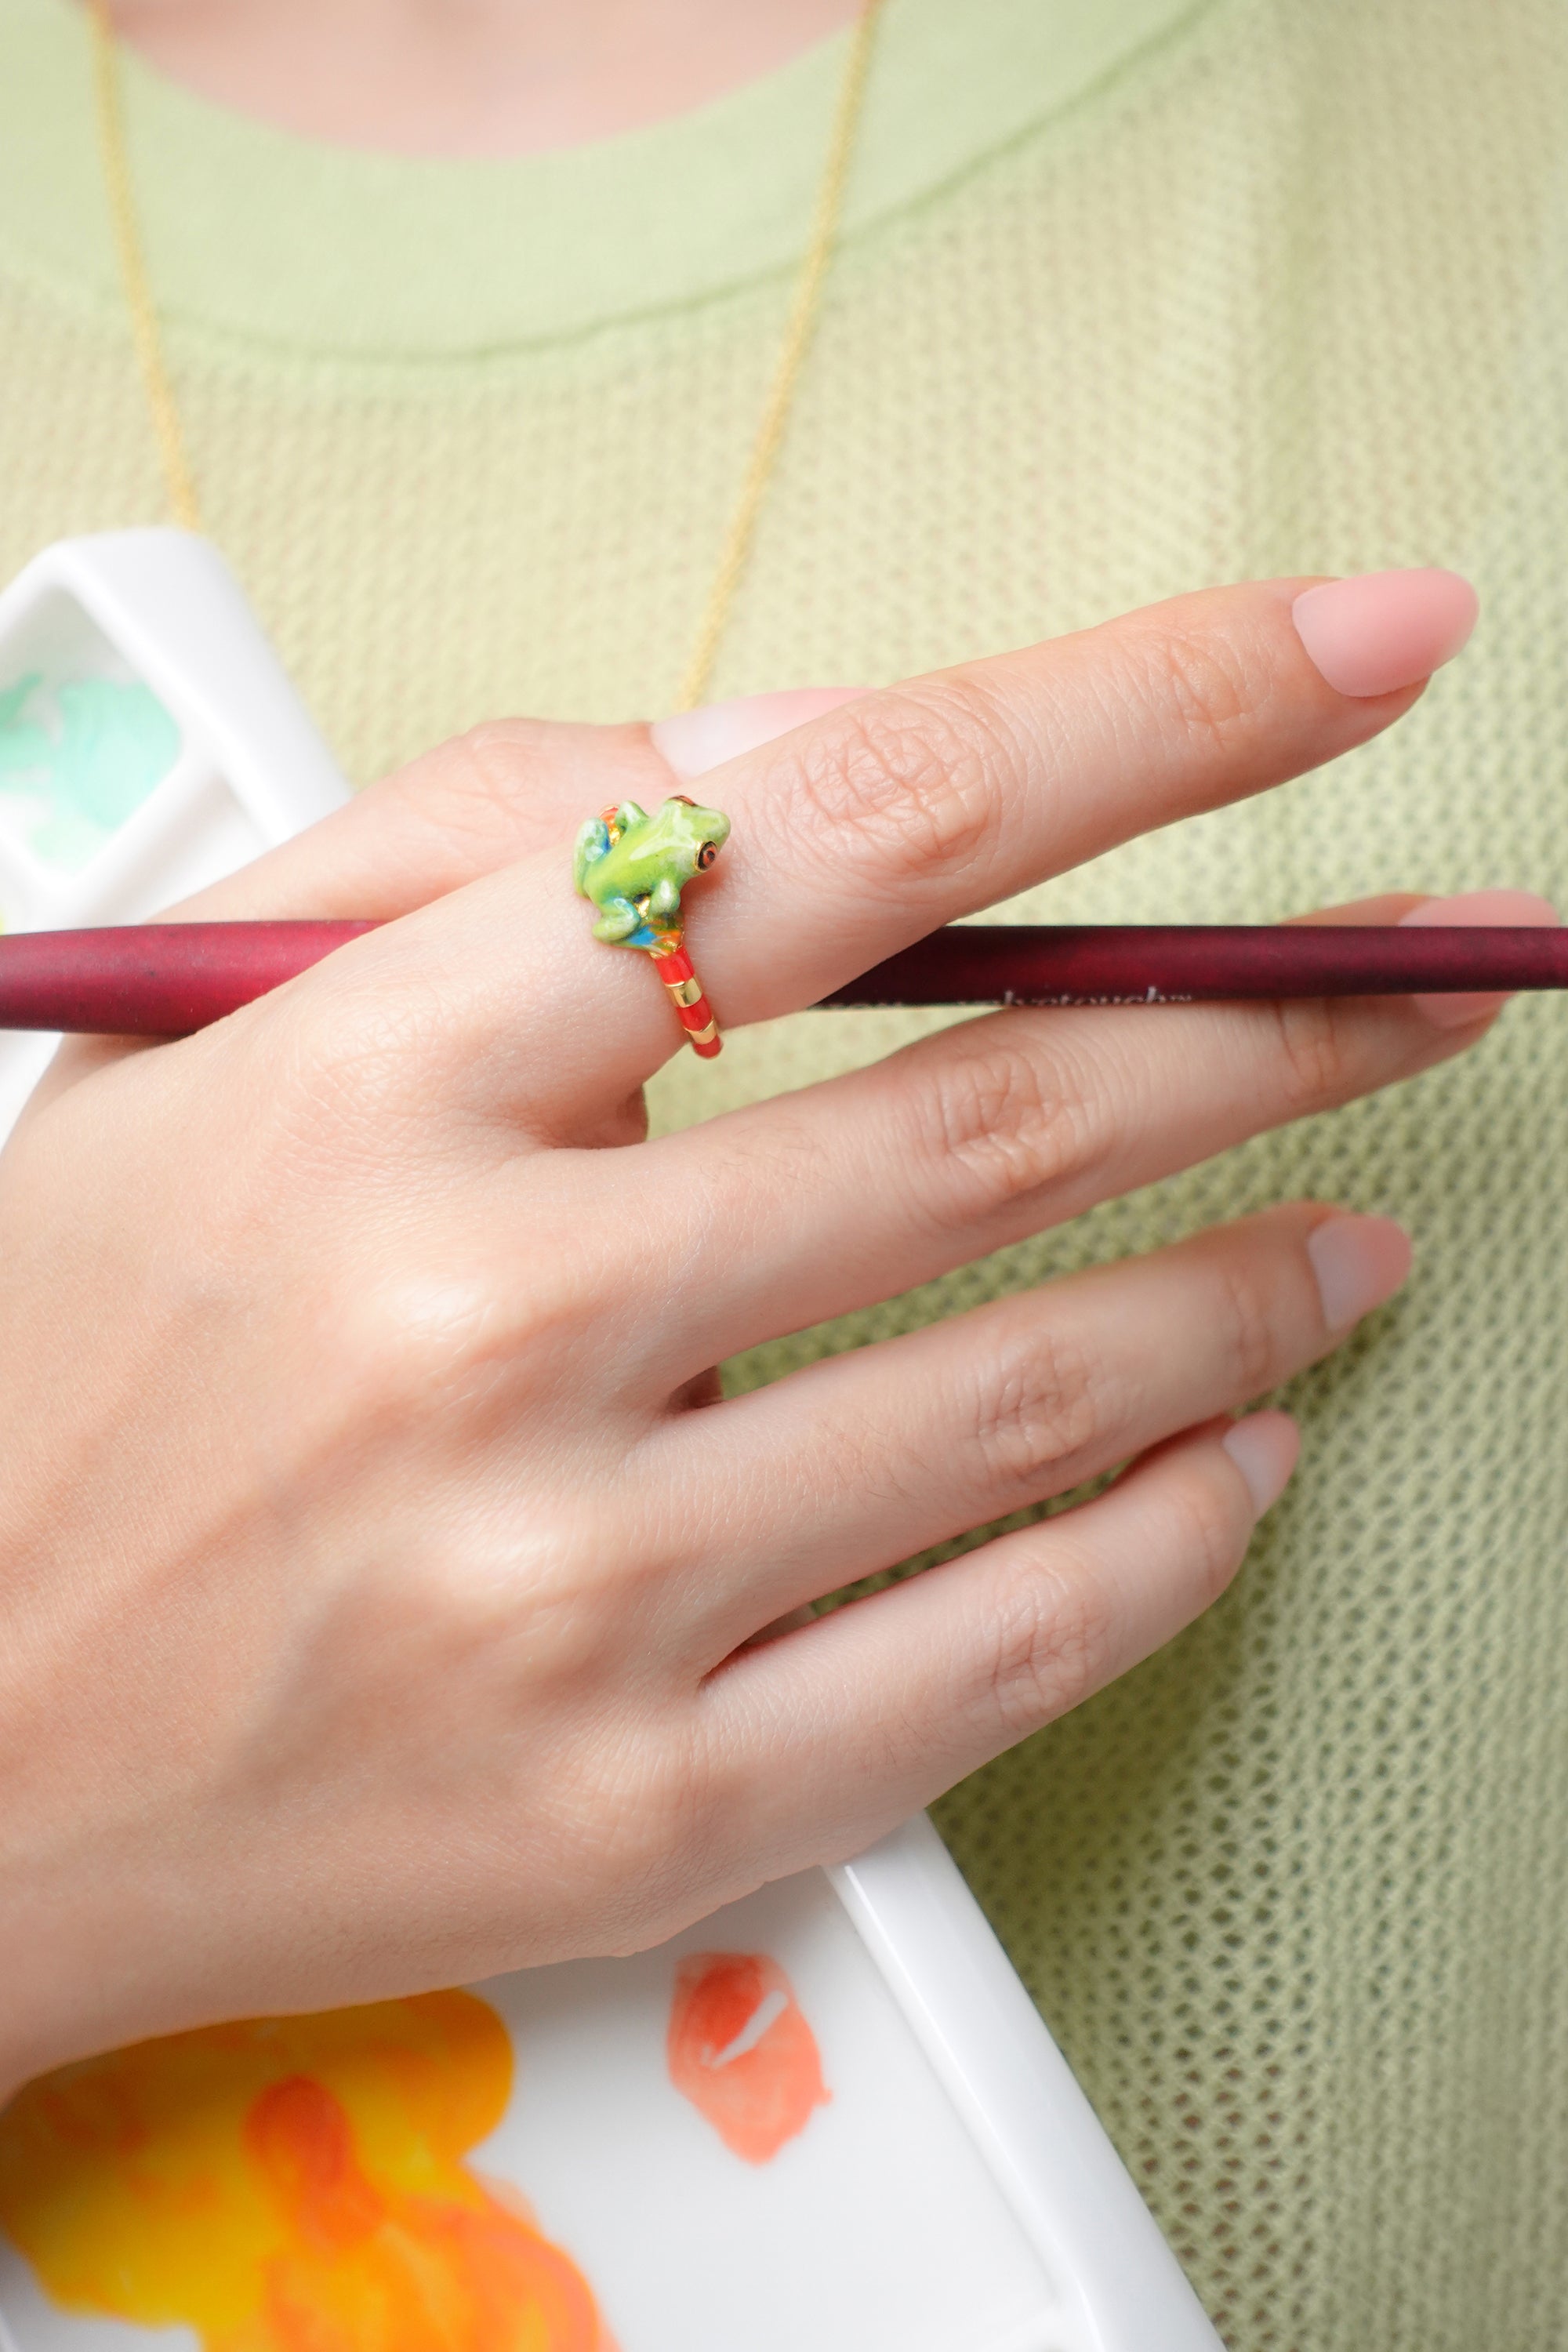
[2,0,1567,2342]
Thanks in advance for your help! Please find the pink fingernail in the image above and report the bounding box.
[1291,568,1478,698]
[652,688,867,780]
[1306,1213,1413,1331]
[1221,1410,1301,1516]
[1400,887,1561,1027]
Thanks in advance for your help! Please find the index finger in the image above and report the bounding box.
[312,568,1472,1132]
[666,569,1472,983]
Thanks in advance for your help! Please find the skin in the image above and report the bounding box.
[0,578,1511,2096]
[98,0,865,154]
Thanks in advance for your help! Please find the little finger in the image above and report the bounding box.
[666,1203,1403,1653]
[698,1413,1300,1875]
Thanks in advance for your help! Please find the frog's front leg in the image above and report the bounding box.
[572,815,610,896]
[592,897,644,943]
[648,875,682,922]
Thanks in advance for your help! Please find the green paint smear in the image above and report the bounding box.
[0,671,182,873]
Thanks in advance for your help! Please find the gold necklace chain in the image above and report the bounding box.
[88,0,202,535]
[86,0,883,713]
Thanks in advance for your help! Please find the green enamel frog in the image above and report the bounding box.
[573,795,731,946]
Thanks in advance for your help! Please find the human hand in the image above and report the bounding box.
[0,568,1530,2092]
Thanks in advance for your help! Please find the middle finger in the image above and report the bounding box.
[630,891,1552,1379]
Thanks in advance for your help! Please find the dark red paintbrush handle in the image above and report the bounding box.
[823,924,1568,1006]
[1,922,1566,1036]
[0,924,379,1033]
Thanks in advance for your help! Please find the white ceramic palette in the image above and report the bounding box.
[0,534,1224,2351]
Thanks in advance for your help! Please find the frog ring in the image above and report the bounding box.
[572,794,731,1058]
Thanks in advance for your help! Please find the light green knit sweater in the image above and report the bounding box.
[3,0,1568,2341]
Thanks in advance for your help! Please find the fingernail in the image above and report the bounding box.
[1400,887,1562,1028]
[1221,1410,1301,1515]
[1291,568,1478,698]
[652,688,867,780]
[1306,1213,1413,1331]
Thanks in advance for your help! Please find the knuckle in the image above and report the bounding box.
[319,1232,594,1420]
[787,686,1011,895]
[356,719,568,879]
[1267,993,1356,1112]
[1167,1460,1250,1609]
[1130,621,1258,755]
[981,1550,1115,1735]
[571,1713,731,1948]
[424,719,558,834]
[1210,1253,1284,1397]
[321,1263,499,1415]
[905,1035,1114,1229]
[968,1323,1117,1496]
[642,1712,724,1862]
[277,975,446,1137]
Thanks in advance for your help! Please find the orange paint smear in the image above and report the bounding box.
[0,1991,612,2351]
[666,1953,829,2164]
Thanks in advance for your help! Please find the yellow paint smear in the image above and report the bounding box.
[0,1992,611,2350]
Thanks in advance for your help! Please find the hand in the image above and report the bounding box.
[0,571,1526,2092]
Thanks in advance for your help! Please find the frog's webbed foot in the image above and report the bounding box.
[593,898,644,942]
[572,815,610,896]
[648,876,682,920]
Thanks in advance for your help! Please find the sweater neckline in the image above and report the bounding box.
[1,0,1213,360]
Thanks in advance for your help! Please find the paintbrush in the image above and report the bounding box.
[0,921,1566,1036]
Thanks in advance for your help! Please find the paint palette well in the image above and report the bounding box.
[469,1871,1056,2350]
[0,530,350,1141]
[0,662,181,878]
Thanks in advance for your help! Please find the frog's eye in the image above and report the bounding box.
[698,840,720,870]
[670,793,697,808]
